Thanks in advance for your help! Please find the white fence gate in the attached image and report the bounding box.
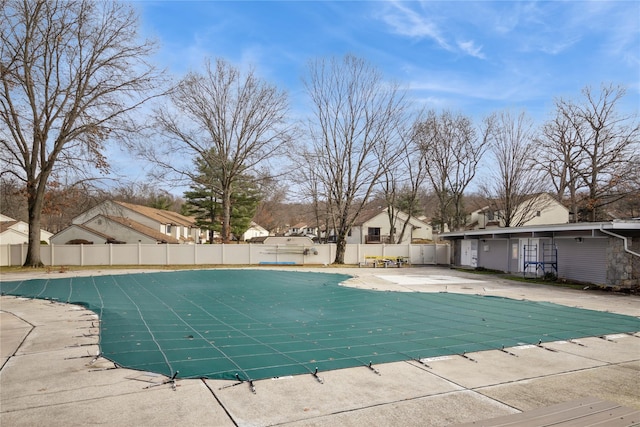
[1,243,450,267]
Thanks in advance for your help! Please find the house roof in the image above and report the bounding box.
[471,193,570,213]
[353,207,387,226]
[0,221,18,233]
[248,221,268,232]
[441,220,640,239]
[353,207,430,228]
[114,201,195,227]
[103,215,180,243]
[51,224,115,243]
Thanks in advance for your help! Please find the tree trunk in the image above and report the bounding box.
[334,234,347,264]
[221,190,232,243]
[23,182,45,267]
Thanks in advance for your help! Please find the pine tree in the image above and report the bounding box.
[184,151,262,243]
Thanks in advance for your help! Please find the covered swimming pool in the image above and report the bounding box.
[1,269,638,381]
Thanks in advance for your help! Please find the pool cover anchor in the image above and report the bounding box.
[219,373,256,394]
[537,339,558,352]
[238,373,257,394]
[64,349,101,361]
[367,361,381,375]
[144,371,179,391]
[89,350,102,365]
[460,352,477,363]
[414,357,432,369]
[312,367,324,384]
[499,346,518,357]
[218,373,244,391]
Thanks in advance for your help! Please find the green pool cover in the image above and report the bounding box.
[1,270,638,381]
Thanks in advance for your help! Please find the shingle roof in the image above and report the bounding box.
[0,221,18,233]
[72,224,114,240]
[104,215,180,244]
[114,201,195,227]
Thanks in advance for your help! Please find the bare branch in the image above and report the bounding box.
[1,0,161,266]
[146,58,292,242]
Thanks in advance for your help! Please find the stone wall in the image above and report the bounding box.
[606,236,640,291]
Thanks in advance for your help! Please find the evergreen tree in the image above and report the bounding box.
[230,179,261,242]
[184,184,220,243]
[184,151,262,242]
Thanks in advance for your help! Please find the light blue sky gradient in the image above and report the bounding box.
[134,0,639,121]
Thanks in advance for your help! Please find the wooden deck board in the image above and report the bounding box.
[453,397,640,427]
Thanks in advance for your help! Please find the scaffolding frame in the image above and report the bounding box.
[523,242,558,278]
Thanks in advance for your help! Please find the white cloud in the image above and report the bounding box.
[379,1,451,50]
[457,40,485,59]
[378,1,493,60]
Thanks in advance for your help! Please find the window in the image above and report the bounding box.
[536,211,541,217]
[367,227,381,242]
[166,224,172,234]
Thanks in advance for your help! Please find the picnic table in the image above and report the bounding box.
[360,255,409,268]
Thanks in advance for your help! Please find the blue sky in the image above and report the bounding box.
[133,0,640,122]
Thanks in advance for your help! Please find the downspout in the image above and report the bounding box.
[599,225,640,257]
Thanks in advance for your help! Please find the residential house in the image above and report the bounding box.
[326,208,433,244]
[0,214,53,245]
[50,201,203,245]
[467,193,569,230]
[285,222,318,238]
[242,222,270,242]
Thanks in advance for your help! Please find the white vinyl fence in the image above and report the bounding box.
[1,243,450,267]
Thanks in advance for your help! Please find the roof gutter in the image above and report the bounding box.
[599,225,640,258]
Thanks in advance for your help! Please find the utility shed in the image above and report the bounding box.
[441,220,640,291]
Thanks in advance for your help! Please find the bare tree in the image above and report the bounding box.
[561,84,639,221]
[149,58,292,242]
[535,107,583,221]
[252,178,289,234]
[608,153,640,218]
[292,147,333,242]
[413,110,489,231]
[1,0,160,266]
[379,128,428,243]
[0,176,27,221]
[304,55,408,263]
[481,111,551,227]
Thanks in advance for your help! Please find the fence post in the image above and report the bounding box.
[80,243,84,266]
[50,243,54,266]
[194,243,197,264]
[138,242,141,265]
[166,243,170,265]
[109,243,113,266]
